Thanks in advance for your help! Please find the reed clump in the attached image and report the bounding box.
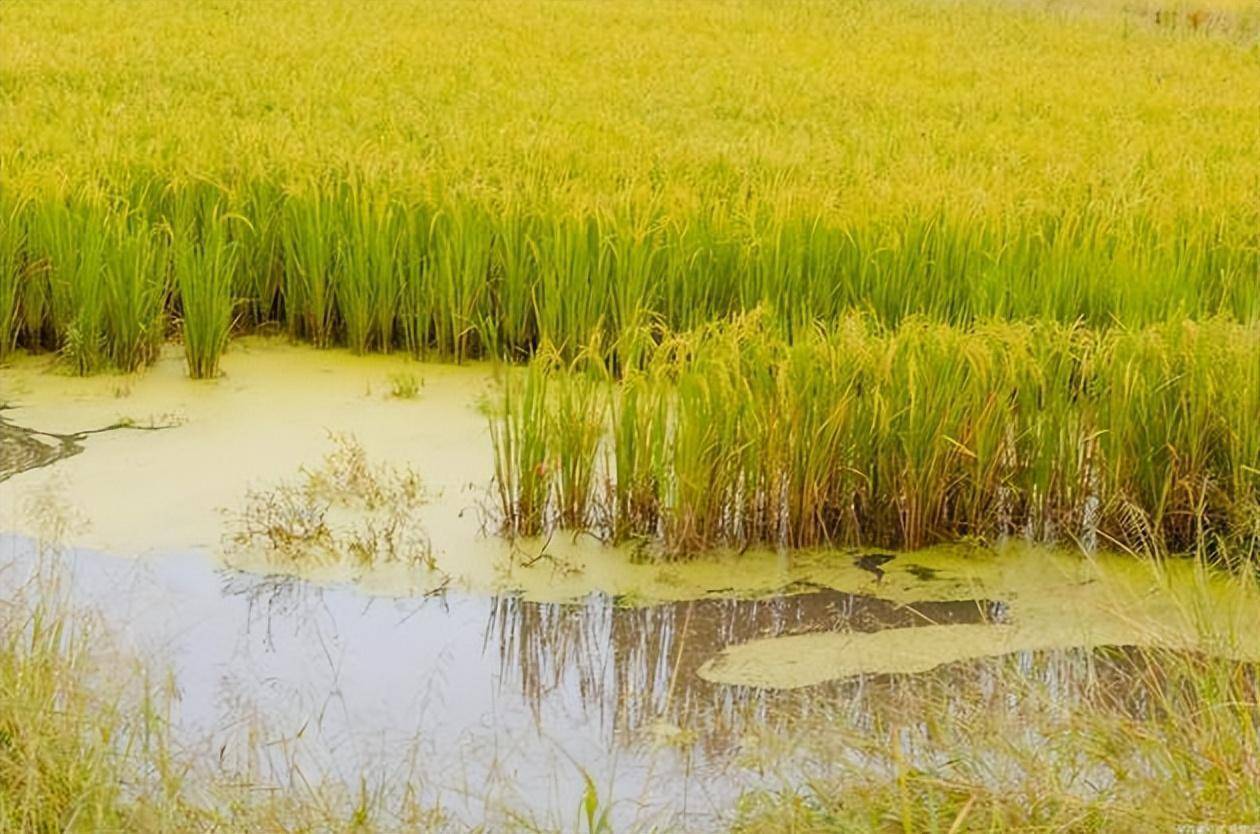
[489,315,1260,556]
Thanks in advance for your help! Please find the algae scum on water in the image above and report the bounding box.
[1,349,1255,682]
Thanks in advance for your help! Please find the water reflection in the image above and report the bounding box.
[0,535,1233,829]
[0,410,171,482]
[0,411,85,481]
[488,589,1008,747]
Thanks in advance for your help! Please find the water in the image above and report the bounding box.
[0,409,89,481]
[0,533,1010,829]
[3,345,1255,829]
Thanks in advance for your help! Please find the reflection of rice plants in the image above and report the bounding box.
[10,505,1260,834]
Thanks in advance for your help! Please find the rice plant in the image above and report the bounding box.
[25,196,109,375]
[4,190,1258,365]
[489,359,554,537]
[337,183,401,354]
[102,214,166,372]
[1,0,1259,361]
[549,347,608,530]
[232,179,286,327]
[425,203,493,362]
[0,192,24,360]
[173,213,237,379]
[607,368,669,541]
[282,186,338,348]
[490,315,1260,555]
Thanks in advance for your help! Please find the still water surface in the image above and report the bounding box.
[0,533,1012,829]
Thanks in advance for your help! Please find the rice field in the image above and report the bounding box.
[3,0,1258,552]
[3,0,1260,829]
[2,0,1260,373]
